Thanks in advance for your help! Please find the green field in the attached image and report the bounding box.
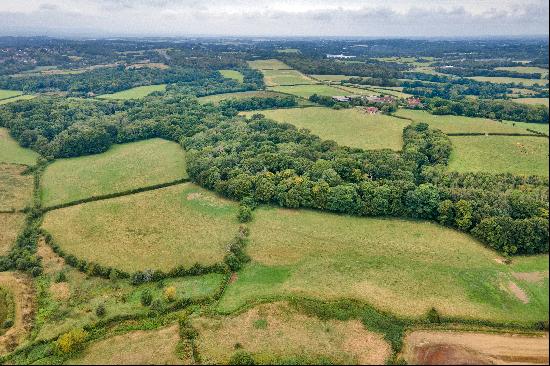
[0,128,40,166]
[218,207,549,323]
[468,76,548,87]
[310,74,350,82]
[448,135,549,176]
[0,95,35,105]
[243,107,409,150]
[268,84,352,98]
[96,84,166,99]
[0,213,25,255]
[512,98,549,107]
[495,66,549,78]
[42,183,239,273]
[394,109,536,134]
[501,121,549,135]
[262,69,316,86]
[0,164,34,211]
[219,69,244,83]
[41,138,187,207]
[194,302,390,364]
[0,89,23,100]
[248,59,291,70]
[198,90,314,106]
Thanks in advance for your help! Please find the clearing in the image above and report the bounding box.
[0,164,34,211]
[42,183,239,273]
[0,90,23,101]
[218,207,549,323]
[219,70,244,83]
[96,84,166,100]
[261,69,316,86]
[0,213,26,255]
[41,138,187,207]
[512,98,550,107]
[0,128,40,166]
[0,95,35,105]
[402,330,549,365]
[193,302,390,365]
[69,325,186,365]
[242,107,409,150]
[495,66,549,79]
[448,135,549,177]
[247,59,291,70]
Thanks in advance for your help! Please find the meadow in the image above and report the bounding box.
[468,76,548,87]
[0,90,23,101]
[243,107,409,150]
[0,214,25,255]
[219,69,244,83]
[0,128,40,166]
[96,84,166,99]
[448,135,549,176]
[0,164,34,211]
[42,183,239,273]
[41,138,187,207]
[247,59,291,70]
[512,98,549,107]
[393,109,537,134]
[198,90,305,104]
[268,84,356,98]
[501,120,549,135]
[218,207,549,323]
[309,74,350,82]
[262,69,316,86]
[193,302,390,365]
[495,66,549,78]
[0,95,35,105]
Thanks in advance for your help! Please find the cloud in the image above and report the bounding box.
[0,0,547,37]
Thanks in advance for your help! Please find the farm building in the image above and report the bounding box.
[406,97,423,108]
[366,95,396,104]
[332,96,351,102]
[365,106,379,114]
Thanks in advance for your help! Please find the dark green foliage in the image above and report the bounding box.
[426,307,441,323]
[140,289,153,306]
[95,304,106,317]
[237,204,253,223]
[218,95,297,111]
[229,350,256,365]
[54,271,67,283]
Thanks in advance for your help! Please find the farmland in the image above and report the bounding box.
[0,95,35,105]
[268,84,353,98]
[0,214,25,255]
[42,183,239,272]
[97,84,166,99]
[243,107,409,150]
[468,76,549,87]
[512,97,550,107]
[448,135,549,176]
[0,90,23,101]
[248,59,291,70]
[218,207,549,323]
[41,138,187,207]
[219,69,244,83]
[0,128,40,166]
[0,164,34,211]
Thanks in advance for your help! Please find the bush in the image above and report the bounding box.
[164,286,177,302]
[55,328,88,354]
[2,319,14,329]
[237,204,253,223]
[229,350,255,365]
[140,289,153,306]
[55,271,67,283]
[426,307,441,323]
[95,304,106,317]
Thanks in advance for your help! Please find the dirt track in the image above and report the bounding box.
[403,330,549,365]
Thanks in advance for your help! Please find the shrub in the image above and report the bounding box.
[55,328,88,354]
[237,204,253,223]
[95,304,106,317]
[164,286,177,302]
[426,307,441,323]
[140,289,153,306]
[229,350,256,365]
[2,319,14,329]
[55,271,67,283]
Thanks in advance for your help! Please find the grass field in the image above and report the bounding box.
[219,69,244,83]
[69,325,185,365]
[194,302,390,364]
[0,128,40,166]
[468,76,548,87]
[0,95,35,105]
[199,90,294,104]
[495,66,549,78]
[268,84,353,98]
[393,109,536,134]
[0,213,25,255]
[96,84,166,100]
[218,207,549,323]
[448,135,549,176]
[0,286,13,334]
[262,69,316,86]
[41,138,187,207]
[0,164,34,211]
[501,121,549,135]
[310,74,350,82]
[248,59,291,70]
[0,90,23,100]
[512,98,549,107]
[243,107,409,150]
[42,183,239,273]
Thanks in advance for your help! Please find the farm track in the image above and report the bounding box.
[43,178,190,212]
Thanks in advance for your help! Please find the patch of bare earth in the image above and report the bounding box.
[507,281,530,304]
[513,271,549,283]
[36,237,65,275]
[403,330,549,365]
[0,272,35,355]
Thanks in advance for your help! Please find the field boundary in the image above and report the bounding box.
[42,177,190,212]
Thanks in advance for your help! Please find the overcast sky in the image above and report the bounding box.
[0,0,548,38]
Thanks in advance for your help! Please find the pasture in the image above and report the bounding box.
[512,97,549,107]
[194,302,390,365]
[262,69,316,86]
[501,121,549,135]
[394,109,536,134]
[219,69,244,83]
[42,183,239,273]
[243,107,409,150]
[0,90,23,100]
[0,128,40,166]
[0,164,34,211]
[41,138,187,207]
[495,66,549,78]
[218,207,549,323]
[96,84,166,99]
[268,84,355,98]
[448,135,549,176]
[199,90,298,104]
[468,76,548,87]
[0,213,25,255]
[247,59,290,70]
[310,74,350,82]
[0,95,35,105]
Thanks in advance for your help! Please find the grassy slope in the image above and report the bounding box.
[0,90,23,100]
[0,213,25,255]
[468,76,548,87]
[219,69,244,83]
[511,98,549,107]
[0,128,40,166]
[448,135,549,177]
[0,164,34,211]
[501,120,549,135]
[262,69,316,86]
[194,302,390,365]
[218,207,549,323]
[269,84,359,98]
[243,107,409,151]
[495,66,549,78]
[247,59,290,70]
[41,138,187,207]
[42,183,239,272]
[96,84,166,100]
[0,95,35,105]
[394,109,537,134]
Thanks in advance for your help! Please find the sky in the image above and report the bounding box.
[0,0,548,38]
